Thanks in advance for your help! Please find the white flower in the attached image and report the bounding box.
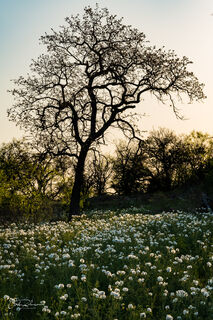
[166,267,172,272]
[60,294,68,300]
[110,291,121,299]
[140,312,146,318]
[81,297,87,302]
[201,288,209,297]
[176,290,188,298]
[55,284,64,289]
[166,315,173,320]
[81,275,86,282]
[128,303,134,309]
[42,307,51,313]
[157,276,164,282]
[183,309,189,315]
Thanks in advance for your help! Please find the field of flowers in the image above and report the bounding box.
[0,210,213,319]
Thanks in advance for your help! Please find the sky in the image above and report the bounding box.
[0,0,213,146]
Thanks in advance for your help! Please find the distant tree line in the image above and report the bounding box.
[112,128,213,195]
[0,128,213,221]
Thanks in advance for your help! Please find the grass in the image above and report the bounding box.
[0,210,213,319]
[87,179,213,213]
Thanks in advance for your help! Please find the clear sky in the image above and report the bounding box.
[0,0,213,145]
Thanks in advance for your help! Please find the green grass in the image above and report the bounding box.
[0,210,213,319]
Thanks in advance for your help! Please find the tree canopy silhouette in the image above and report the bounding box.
[8,5,205,218]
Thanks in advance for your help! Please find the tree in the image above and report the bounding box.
[145,128,188,191]
[181,131,213,183]
[0,139,68,220]
[8,5,205,218]
[84,152,112,197]
[111,140,150,195]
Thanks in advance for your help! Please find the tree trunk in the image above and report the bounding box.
[68,146,89,220]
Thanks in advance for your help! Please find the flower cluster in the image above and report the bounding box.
[0,210,212,319]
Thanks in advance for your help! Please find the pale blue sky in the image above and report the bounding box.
[0,0,212,144]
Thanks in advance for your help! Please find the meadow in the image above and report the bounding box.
[0,210,212,319]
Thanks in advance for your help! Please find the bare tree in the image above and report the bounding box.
[8,5,205,218]
[86,152,112,197]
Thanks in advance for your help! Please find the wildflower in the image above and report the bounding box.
[60,294,68,300]
[81,275,86,282]
[68,260,75,267]
[81,297,87,302]
[183,309,189,315]
[176,290,188,298]
[140,313,146,318]
[110,291,121,299]
[117,270,126,275]
[157,276,164,282]
[201,288,209,297]
[55,284,64,289]
[166,267,172,272]
[163,290,168,296]
[71,313,80,318]
[42,306,51,313]
[128,304,134,309]
[166,315,173,320]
